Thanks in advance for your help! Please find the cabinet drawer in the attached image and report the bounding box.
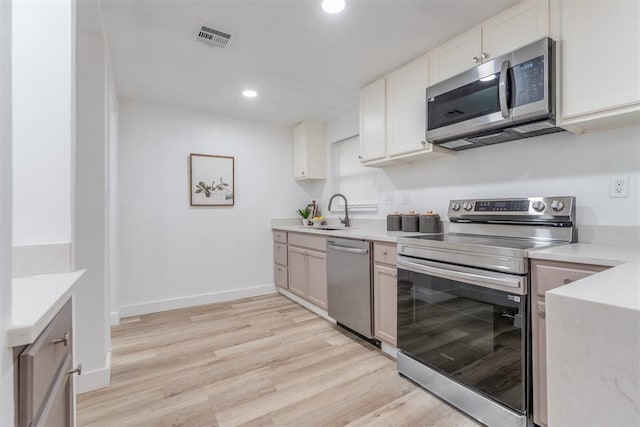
[273,230,287,244]
[32,353,72,427]
[531,259,608,296]
[274,265,288,288]
[374,242,397,266]
[274,243,287,266]
[19,299,72,427]
[288,232,326,252]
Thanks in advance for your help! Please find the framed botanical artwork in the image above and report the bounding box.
[189,154,235,206]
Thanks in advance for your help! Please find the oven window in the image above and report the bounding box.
[397,268,526,412]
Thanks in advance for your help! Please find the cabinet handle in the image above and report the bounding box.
[472,56,479,63]
[481,52,489,60]
[537,301,546,316]
[383,251,388,255]
[301,171,305,175]
[67,364,83,376]
[358,155,363,159]
[563,278,573,284]
[51,332,69,347]
[421,140,427,146]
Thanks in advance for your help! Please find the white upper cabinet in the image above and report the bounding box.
[359,56,453,167]
[386,56,430,156]
[552,0,640,133]
[483,0,549,61]
[359,78,386,162]
[292,120,326,180]
[429,0,549,86]
[428,28,482,86]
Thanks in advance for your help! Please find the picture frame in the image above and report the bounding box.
[189,153,235,206]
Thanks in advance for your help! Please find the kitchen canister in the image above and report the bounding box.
[419,211,443,233]
[401,211,420,232]
[386,211,402,231]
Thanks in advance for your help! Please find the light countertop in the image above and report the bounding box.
[9,270,85,347]
[272,224,427,243]
[529,243,639,310]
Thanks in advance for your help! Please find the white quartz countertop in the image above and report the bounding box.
[272,224,427,243]
[9,270,85,347]
[528,243,640,311]
[528,242,639,266]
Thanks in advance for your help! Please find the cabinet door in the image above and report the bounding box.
[386,56,430,157]
[32,354,72,427]
[482,0,549,61]
[292,122,307,179]
[274,243,287,266]
[428,28,482,85]
[374,264,397,346]
[305,250,327,310]
[556,0,640,123]
[532,297,548,427]
[359,78,386,162]
[288,247,307,298]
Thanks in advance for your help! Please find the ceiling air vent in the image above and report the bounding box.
[195,23,233,49]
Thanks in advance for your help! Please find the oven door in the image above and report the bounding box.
[397,256,528,414]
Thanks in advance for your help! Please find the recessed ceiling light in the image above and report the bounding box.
[242,89,258,98]
[322,0,345,14]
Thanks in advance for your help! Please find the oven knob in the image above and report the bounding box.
[551,200,565,211]
[463,202,473,211]
[532,201,546,212]
[451,203,461,211]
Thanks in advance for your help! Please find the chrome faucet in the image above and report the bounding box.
[328,193,351,228]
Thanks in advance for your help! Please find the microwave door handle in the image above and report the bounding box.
[499,59,510,118]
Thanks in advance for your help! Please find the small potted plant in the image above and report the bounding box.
[297,206,312,226]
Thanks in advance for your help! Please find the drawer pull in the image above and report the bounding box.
[537,301,546,315]
[383,251,388,255]
[67,363,82,376]
[563,278,573,284]
[51,332,69,347]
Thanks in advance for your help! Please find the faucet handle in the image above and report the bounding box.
[339,216,345,225]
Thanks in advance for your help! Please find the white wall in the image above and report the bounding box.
[12,0,74,246]
[118,100,311,315]
[74,32,111,393]
[0,1,13,425]
[324,109,640,226]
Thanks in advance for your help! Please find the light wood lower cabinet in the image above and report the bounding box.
[16,299,76,427]
[287,234,328,310]
[374,264,397,346]
[373,242,398,346]
[531,259,608,427]
[273,231,288,289]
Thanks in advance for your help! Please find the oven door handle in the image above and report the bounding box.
[397,257,524,292]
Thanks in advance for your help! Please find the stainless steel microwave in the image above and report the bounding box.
[426,37,563,150]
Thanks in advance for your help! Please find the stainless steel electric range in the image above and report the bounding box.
[396,196,577,427]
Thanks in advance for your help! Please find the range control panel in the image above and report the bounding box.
[448,196,575,222]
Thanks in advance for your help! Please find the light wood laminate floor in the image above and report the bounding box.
[78,294,479,426]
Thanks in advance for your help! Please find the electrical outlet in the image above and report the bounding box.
[609,176,629,198]
[385,193,394,206]
[403,192,411,205]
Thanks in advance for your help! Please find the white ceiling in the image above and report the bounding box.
[98,0,519,125]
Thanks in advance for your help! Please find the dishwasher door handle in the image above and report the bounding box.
[327,244,369,255]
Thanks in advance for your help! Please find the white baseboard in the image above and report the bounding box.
[119,284,277,317]
[380,341,398,359]
[276,286,336,324]
[110,311,120,326]
[76,351,111,394]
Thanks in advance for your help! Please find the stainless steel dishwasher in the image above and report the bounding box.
[327,237,376,341]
